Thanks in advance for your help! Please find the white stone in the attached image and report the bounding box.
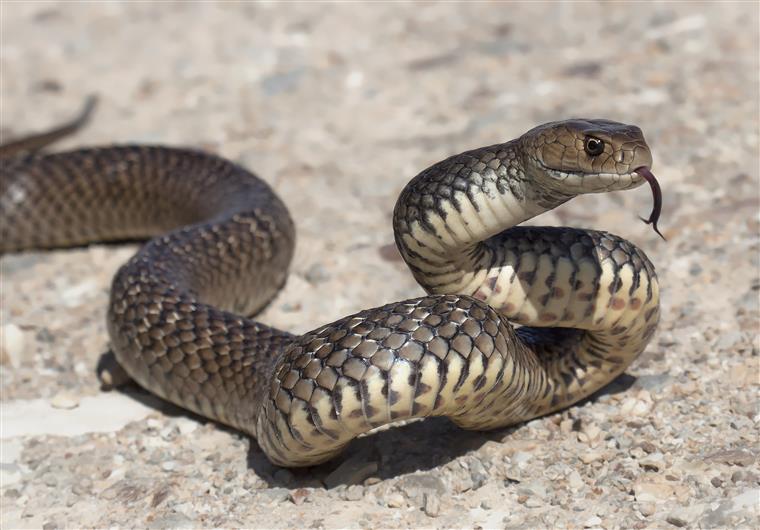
[50,392,80,410]
[512,451,533,465]
[568,470,585,490]
[1,324,26,367]
[61,280,101,306]
[633,481,674,503]
[584,515,602,528]
[175,417,199,435]
[386,492,405,508]
[666,504,705,526]
[423,493,440,517]
[580,451,604,464]
[345,71,364,89]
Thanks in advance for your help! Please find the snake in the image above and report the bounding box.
[0,99,662,467]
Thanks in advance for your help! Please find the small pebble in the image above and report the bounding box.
[580,451,604,464]
[525,497,543,508]
[511,451,533,465]
[517,481,547,499]
[0,323,25,366]
[344,485,364,501]
[640,441,658,454]
[567,470,585,490]
[707,449,755,467]
[578,424,602,445]
[559,418,574,434]
[160,426,177,441]
[620,397,652,417]
[469,458,488,489]
[504,470,521,484]
[634,481,674,503]
[738,470,759,485]
[280,302,302,312]
[666,514,688,527]
[175,418,199,435]
[61,280,100,305]
[4,489,20,499]
[49,392,79,410]
[289,488,310,505]
[397,473,448,503]
[261,487,290,504]
[584,515,602,528]
[303,263,330,285]
[669,504,704,526]
[423,493,440,517]
[639,453,665,472]
[386,492,405,508]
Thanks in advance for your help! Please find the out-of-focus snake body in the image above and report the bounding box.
[0,104,660,467]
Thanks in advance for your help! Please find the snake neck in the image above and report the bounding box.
[393,141,568,294]
[393,141,660,424]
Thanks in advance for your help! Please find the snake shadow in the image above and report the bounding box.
[97,350,635,488]
[246,372,637,488]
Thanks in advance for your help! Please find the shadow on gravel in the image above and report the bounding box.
[582,372,637,403]
[97,350,639,489]
[247,372,638,488]
[246,416,511,489]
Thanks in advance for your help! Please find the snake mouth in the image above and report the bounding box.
[541,165,643,192]
[635,166,665,240]
[539,163,664,240]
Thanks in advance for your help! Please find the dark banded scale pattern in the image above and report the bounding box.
[1,115,660,467]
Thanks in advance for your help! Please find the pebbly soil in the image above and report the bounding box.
[1,2,758,529]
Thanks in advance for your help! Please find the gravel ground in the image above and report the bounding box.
[1,2,758,529]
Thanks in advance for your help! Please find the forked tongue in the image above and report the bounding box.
[635,166,665,241]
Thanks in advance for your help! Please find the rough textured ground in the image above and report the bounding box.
[1,2,758,529]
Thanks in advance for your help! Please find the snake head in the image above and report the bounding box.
[520,119,663,239]
[520,118,653,193]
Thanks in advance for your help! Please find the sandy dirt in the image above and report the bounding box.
[1,2,758,529]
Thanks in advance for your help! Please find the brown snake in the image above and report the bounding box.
[0,100,661,467]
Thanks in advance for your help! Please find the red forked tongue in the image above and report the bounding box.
[635,166,665,241]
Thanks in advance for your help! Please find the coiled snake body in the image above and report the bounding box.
[1,105,661,467]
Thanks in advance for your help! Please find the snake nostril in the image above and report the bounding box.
[614,149,635,165]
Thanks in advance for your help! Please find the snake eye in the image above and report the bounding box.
[584,136,605,156]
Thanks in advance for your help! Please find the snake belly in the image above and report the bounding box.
[0,119,660,467]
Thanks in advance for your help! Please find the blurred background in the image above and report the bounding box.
[2,2,758,529]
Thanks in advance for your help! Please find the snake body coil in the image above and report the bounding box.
[1,112,660,467]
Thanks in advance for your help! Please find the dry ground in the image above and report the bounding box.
[1,2,758,529]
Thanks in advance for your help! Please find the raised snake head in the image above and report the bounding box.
[520,119,663,238]
[520,118,652,192]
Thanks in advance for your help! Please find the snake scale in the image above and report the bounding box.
[0,100,661,467]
